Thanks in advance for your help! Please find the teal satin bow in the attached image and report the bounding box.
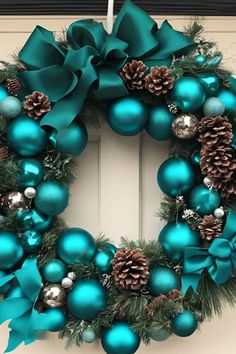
[182,211,236,295]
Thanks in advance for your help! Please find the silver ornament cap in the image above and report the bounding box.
[203,176,213,188]
[172,113,199,139]
[61,277,73,289]
[24,187,36,199]
[214,207,225,219]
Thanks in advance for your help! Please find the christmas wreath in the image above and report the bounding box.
[0,1,236,353]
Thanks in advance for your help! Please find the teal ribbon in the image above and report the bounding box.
[0,258,53,352]
[182,211,236,295]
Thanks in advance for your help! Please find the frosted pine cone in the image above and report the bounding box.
[23,91,51,119]
[198,116,233,148]
[144,66,174,96]
[199,215,222,241]
[120,60,147,90]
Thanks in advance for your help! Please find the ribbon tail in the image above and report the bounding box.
[5,329,23,353]
[181,273,202,296]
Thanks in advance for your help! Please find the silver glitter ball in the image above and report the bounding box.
[24,187,36,199]
[42,284,66,308]
[61,277,73,289]
[67,271,76,280]
[3,191,30,213]
[203,176,213,188]
[172,113,199,139]
[214,207,225,219]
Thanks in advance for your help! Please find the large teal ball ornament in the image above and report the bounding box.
[172,77,206,112]
[203,97,225,116]
[0,231,24,270]
[171,310,198,337]
[194,54,206,66]
[150,327,172,342]
[35,181,69,216]
[21,230,43,253]
[101,321,140,354]
[44,308,67,332]
[157,158,195,197]
[7,116,48,156]
[218,89,236,112]
[189,184,221,216]
[17,208,52,232]
[0,85,8,102]
[0,96,22,119]
[93,248,114,273]
[42,259,67,283]
[108,97,148,136]
[148,267,179,296]
[67,279,108,320]
[82,328,96,343]
[198,73,220,97]
[158,222,200,263]
[57,228,96,265]
[0,270,11,294]
[17,159,44,187]
[146,105,174,140]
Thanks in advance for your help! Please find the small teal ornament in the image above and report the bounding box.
[93,248,114,273]
[42,259,67,283]
[0,231,24,270]
[7,285,25,299]
[218,89,236,112]
[104,243,117,256]
[108,97,148,136]
[17,158,44,187]
[0,85,8,102]
[0,96,22,119]
[35,181,69,216]
[195,54,206,66]
[189,184,221,216]
[146,105,174,140]
[57,228,96,265]
[7,116,48,156]
[44,308,67,332]
[172,77,206,112]
[150,327,172,342]
[198,73,220,97]
[203,97,225,116]
[0,270,11,294]
[171,310,198,337]
[191,150,201,165]
[158,222,200,263]
[148,267,179,296]
[67,279,108,320]
[17,208,52,232]
[82,328,96,343]
[101,321,140,354]
[21,230,43,253]
[157,158,195,197]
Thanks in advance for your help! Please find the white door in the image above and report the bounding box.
[0,15,236,354]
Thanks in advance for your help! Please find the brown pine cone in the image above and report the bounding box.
[111,248,149,290]
[213,174,236,199]
[23,91,51,119]
[6,78,21,96]
[198,116,233,148]
[199,215,222,241]
[120,60,147,90]
[0,146,8,160]
[144,66,174,96]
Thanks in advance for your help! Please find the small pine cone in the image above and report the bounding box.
[199,215,222,241]
[120,60,147,90]
[0,146,8,160]
[23,91,51,119]
[198,116,233,148]
[167,289,182,302]
[213,174,236,199]
[111,248,149,290]
[144,66,174,96]
[6,78,21,96]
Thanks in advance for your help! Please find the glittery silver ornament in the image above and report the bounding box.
[172,113,199,139]
[203,176,213,188]
[42,284,66,308]
[214,207,225,219]
[24,187,36,199]
[61,277,73,289]
[3,191,30,213]
[67,271,76,280]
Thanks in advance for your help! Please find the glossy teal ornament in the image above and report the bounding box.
[67,279,108,320]
[0,96,22,119]
[150,327,172,342]
[57,228,96,265]
[108,97,148,136]
[101,321,140,354]
[35,181,69,216]
[203,97,225,116]
[191,150,201,165]
[195,54,206,66]
[198,73,220,97]
[158,222,200,263]
[21,230,43,253]
[93,248,114,273]
[171,310,198,337]
[157,158,195,197]
[44,308,67,332]
[0,270,11,294]
[17,158,44,187]
[0,85,8,102]
[172,77,206,112]
[146,105,174,140]
[17,208,52,232]
[148,267,179,296]
[0,231,24,270]
[82,328,96,343]
[104,243,117,256]
[7,116,48,156]
[189,184,221,216]
[218,89,236,112]
[42,259,67,283]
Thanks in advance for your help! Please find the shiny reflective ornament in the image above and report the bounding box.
[195,54,206,66]
[82,328,96,343]
[16,208,52,232]
[42,259,67,283]
[42,284,67,308]
[7,116,48,156]
[0,85,8,102]
[214,207,225,219]
[44,308,67,332]
[108,97,148,136]
[148,267,179,296]
[93,248,114,273]
[0,96,22,119]
[21,230,43,253]
[24,187,36,199]
[158,222,200,263]
[172,77,206,112]
[189,184,221,216]
[3,191,29,213]
[150,327,172,342]
[67,279,108,320]
[101,321,140,354]
[104,243,117,256]
[0,270,11,294]
[0,231,24,270]
[146,105,174,140]
[157,158,195,197]
[67,271,76,280]
[172,113,199,139]
[35,181,69,216]
[18,158,44,187]
[203,97,225,116]
[171,310,198,337]
[61,277,73,289]
[218,89,236,112]
[198,73,220,97]
[203,176,213,188]
[57,228,96,265]
[191,150,201,165]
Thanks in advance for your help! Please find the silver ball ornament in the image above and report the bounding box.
[214,207,225,219]
[3,191,30,213]
[24,187,36,199]
[172,113,199,139]
[67,271,76,280]
[42,284,67,308]
[61,277,73,289]
[203,176,213,188]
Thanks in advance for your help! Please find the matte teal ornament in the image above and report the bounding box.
[57,228,96,265]
[67,279,108,320]
[0,85,8,102]
[108,97,148,136]
[6,285,25,299]
[191,150,201,165]
[203,97,225,116]
[150,327,172,342]
[171,310,198,337]
[172,77,206,112]
[0,270,11,294]
[44,308,67,332]
[157,158,195,197]
[0,214,5,222]
[198,73,220,97]
[82,328,96,343]
[17,158,44,187]
[35,181,69,216]
[218,89,236,112]
[189,184,221,216]
[146,105,174,140]
[0,96,22,119]
[16,208,52,232]
[158,222,200,263]
[42,259,67,283]
[148,267,179,296]
[101,321,140,354]
[7,116,48,156]
[21,230,43,253]
[93,248,114,273]
[195,54,206,66]
[0,231,24,270]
